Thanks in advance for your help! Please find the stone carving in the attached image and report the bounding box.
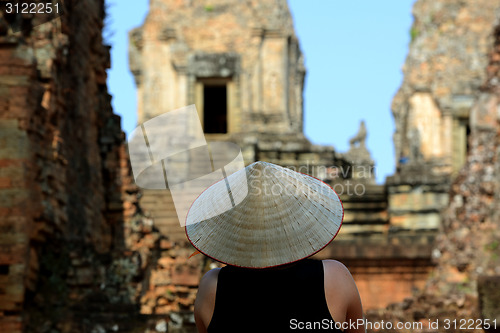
[344,120,375,183]
[349,120,367,148]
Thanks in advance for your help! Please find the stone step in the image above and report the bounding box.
[343,211,388,224]
[342,201,387,210]
[340,224,387,234]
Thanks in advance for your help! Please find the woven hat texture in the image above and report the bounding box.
[185,161,343,268]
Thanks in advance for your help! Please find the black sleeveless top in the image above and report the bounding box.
[207,259,343,332]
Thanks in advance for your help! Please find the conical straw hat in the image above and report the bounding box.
[185,161,343,268]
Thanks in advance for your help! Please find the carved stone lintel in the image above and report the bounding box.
[187,53,240,78]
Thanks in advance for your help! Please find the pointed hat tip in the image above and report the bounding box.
[249,161,270,170]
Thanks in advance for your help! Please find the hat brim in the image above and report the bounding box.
[185,162,344,268]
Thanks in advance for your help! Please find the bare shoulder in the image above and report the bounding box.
[322,259,357,297]
[322,260,365,333]
[322,260,353,280]
[194,268,221,333]
[322,259,349,270]
[199,267,221,290]
[196,268,221,307]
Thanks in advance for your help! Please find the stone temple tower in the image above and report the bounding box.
[129,0,306,137]
[128,0,347,243]
[126,0,440,316]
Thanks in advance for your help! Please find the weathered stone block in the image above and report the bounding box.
[0,75,30,86]
[390,213,441,230]
[170,265,200,287]
[388,191,448,212]
[478,275,500,329]
[151,268,172,286]
[0,120,29,159]
[0,317,22,333]
[298,153,319,162]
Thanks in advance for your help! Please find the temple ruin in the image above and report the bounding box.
[129,0,440,314]
[0,1,144,332]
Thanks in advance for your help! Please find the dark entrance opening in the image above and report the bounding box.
[203,84,227,133]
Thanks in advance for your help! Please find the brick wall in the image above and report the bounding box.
[0,2,145,332]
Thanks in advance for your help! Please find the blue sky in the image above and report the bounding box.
[105,0,416,184]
